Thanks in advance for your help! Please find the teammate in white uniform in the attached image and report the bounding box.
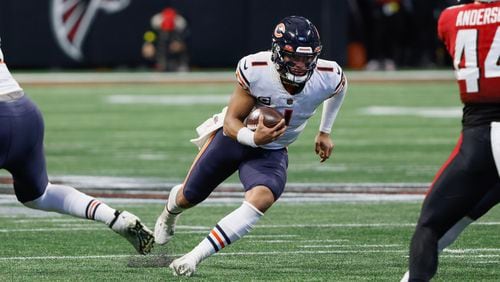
[154,16,347,276]
[0,40,154,255]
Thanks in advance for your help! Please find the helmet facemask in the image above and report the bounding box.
[272,43,321,86]
[270,16,322,87]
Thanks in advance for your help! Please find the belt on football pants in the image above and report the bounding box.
[0,91,24,102]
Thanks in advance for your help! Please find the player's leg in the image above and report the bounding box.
[169,147,287,276]
[407,127,498,281]
[155,129,244,244]
[437,183,500,252]
[402,182,500,282]
[6,96,153,254]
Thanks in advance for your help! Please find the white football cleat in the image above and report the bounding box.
[154,185,182,245]
[154,207,179,245]
[169,254,197,277]
[109,210,155,255]
[400,271,409,282]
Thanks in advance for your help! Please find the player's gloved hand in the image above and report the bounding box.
[254,115,286,145]
[315,131,333,162]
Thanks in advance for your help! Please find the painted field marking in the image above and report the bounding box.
[0,250,407,262]
[444,248,500,253]
[246,234,299,238]
[4,249,499,262]
[2,222,500,233]
[301,244,401,248]
[246,239,350,244]
[106,94,229,105]
[360,106,462,118]
[442,254,500,258]
[0,228,207,234]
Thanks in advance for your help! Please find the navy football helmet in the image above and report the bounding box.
[271,16,322,86]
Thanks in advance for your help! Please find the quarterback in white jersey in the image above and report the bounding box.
[155,16,347,277]
[235,50,345,150]
[0,40,154,255]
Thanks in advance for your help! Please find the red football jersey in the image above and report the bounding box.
[438,2,500,104]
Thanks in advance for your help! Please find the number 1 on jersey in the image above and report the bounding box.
[283,109,293,126]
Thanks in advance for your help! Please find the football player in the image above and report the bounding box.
[401,185,500,281]
[402,1,500,281]
[154,16,347,276]
[0,40,154,255]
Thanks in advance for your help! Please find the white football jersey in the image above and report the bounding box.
[0,47,22,95]
[235,51,346,150]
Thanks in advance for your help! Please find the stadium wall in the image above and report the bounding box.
[0,0,348,69]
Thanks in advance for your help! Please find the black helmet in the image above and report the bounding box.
[271,16,322,86]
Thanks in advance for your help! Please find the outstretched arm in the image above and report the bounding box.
[315,81,347,162]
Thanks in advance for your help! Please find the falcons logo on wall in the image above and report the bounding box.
[51,0,130,61]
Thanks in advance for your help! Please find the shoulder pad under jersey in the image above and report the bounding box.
[235,51,271,91]
[316,59,346,96]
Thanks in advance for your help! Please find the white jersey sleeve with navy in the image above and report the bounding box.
[235,51,346,150]
[0,48,23,95]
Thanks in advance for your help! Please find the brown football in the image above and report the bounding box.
[245,107,284,130]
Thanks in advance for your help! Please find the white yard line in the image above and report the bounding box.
[301,244,401,248]
[2,222,500,233]
[2,250,498,262]
[106,94,229,105]
[245,239,350,243]
[0,250,406,262]
[246,234,299,238]
[11,70,455,85]
[5,249,500,262]
[0,247,500,263]
[360,106,462,118]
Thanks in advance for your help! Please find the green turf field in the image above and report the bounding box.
[1,76,498,280]
[14,80,462,183]
[0,201,499,281]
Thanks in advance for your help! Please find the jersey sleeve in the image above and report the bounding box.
[315,60,347,133]
[437,9,447,42]
[437,6,459,55]
[316,60,346,98]
[235,52,271,97]
[235,56,251,91]
[332,63,346,97]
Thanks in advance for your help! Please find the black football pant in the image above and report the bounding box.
[409,125,500,281]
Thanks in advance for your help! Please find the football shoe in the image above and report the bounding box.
[109,210,155,255]
[154,184,182,245]
[169,254,197,277]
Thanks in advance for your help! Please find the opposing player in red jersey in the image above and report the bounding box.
[402,1,500,281]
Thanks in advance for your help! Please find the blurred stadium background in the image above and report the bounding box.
[1,0,499,281]
[0,0,466,70]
